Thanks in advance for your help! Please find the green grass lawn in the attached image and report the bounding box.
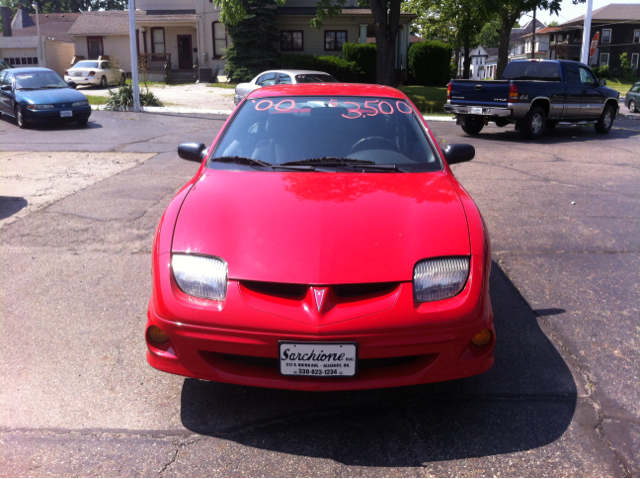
[399,86,448,115]
[84,95,107,105]
[207,82,237,89]
[606,77,637,96]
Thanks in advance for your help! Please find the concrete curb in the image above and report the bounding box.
[91,104,457,122]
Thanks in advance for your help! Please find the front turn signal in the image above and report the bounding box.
[471,329,492,347]
[148,326,169,344]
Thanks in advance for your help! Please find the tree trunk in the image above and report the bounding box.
[496,12,518,79]
[463,30,471,79]
[371,0,401,86]
[453,50,460,78]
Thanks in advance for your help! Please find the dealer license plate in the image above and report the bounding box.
[279,342,357,377]
[73,72,82,76]
[471,107,483,114]
[60,111,72,117]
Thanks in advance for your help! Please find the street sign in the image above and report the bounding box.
[589,32,600,59]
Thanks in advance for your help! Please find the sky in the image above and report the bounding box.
[532,0,640,26]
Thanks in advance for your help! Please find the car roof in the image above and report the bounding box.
[249,83,408,100]
[8,67,55,73]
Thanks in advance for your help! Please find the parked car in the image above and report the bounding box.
[146,83,494,391]
[625,82,640,113]
[64,60,126,88]
[445,59,620,139]
[0,67,91,128]
[234,70,337,105]
[0,60,12,71]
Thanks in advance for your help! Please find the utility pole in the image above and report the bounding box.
[580,0,593,65]
[128,0,141,112]
[530,8,536,59]
[32,3,41,66]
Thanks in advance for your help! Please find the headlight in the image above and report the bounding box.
[172,254,227,300]
[413,257,470,302]
[27,104,55,110]
[72,100,89,107]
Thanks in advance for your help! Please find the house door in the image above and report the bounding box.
[177,35,193,70]
[87,36,103,60]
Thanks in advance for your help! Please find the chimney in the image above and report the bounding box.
[1,6,12,37]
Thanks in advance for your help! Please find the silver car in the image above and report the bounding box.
[234,70,337,105]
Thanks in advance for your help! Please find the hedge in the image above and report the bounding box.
[342,43,377,83]
[279,54,365,83]
[408,41,453,86]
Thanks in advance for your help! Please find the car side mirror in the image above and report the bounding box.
[66,81,77,89]
[1,84,11,91]
[178,142,207,162]
[599,78,607,86]
[443,144,475,165]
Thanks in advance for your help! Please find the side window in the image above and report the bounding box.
[631,84,640,93]
[563,64,581,86]
[258,72,276,86]
[0,71,6,86]
[579,67,597,87]
[277,73,292,84]
[101,62,109,70]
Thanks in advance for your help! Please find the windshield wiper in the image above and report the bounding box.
[211,156,314,170]
[282,157,376,167]
[41,85,66,89]
[283,157,403,172]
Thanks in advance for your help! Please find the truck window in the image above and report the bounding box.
[503,62,561,81]
[563,64,581,86]
[579,67,597,87]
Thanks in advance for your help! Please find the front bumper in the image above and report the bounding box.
[23,106,91,123]
[444,104,513,117]
[146,254,494,391]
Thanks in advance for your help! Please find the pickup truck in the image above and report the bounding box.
[444,59,620,139]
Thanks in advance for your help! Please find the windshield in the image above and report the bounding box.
[73,61,99,69]
[503,61,561,81]
[211,96,440,172]
[295,74,337,83]
[15,71,68,89]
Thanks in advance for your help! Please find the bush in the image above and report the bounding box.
[408,41,453,86]
[342,43,377,83]
[105,84,163,110]
[279,54,365,82]
[592,65,610,78]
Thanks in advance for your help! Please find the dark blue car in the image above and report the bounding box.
[0,67,91,128]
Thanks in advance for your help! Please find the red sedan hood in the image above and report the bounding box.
[172,170,470,284]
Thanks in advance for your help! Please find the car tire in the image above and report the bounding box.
[595,104,615,134]
[100,76,107,89]
[77,118,89,126]
[15,105,27,129]
[120,73,126,86]
[520,106,545,139]
[629,100,636,113]
[460,116,484,135]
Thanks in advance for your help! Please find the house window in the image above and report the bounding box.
[599,52,609,67]
[151,27,165,54]
[325,30,347,51]
[632,53,639,69]
[212,22,228,58]
[601,29,611,44]
[634,30,640,43]
[87,36,103,59]
[281,30,303,51]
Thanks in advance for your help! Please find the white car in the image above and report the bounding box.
[64,60,126,88]
[234,70,337,105]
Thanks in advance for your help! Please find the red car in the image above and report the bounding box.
[146,83,494,391]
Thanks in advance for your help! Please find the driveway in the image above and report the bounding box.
[0,112,638,476]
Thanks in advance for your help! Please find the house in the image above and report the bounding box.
[0,6,78,76]
[508,17,546,59]
[66,0,415,83]
[520,25,560,60]
[548,3,640,75]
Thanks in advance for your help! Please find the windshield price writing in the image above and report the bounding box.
[251,98,414,119]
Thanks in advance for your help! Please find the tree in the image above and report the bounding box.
[547,20,559,26]
[222,0,279,82]
[1,0,125,15]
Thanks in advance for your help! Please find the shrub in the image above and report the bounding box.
[619,53,635,81]
[279,54,365,82]
[408,41,453,86]
[342,43,377,83]
[105,84,164,110]
[592,65,610,79]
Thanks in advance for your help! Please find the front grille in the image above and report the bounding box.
[242,280,307,298]
[333,282,399,298]
[219,353,420,371]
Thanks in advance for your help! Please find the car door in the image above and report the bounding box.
[579,66,605,118]
[561,63,583,119]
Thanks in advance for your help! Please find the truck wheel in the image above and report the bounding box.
[520,106,545,139]
[461,116,484,135]
[595,104,615,134]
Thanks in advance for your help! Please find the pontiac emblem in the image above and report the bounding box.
[313,288,327,312]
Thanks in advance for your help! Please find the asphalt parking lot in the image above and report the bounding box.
[0,111,638,477]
